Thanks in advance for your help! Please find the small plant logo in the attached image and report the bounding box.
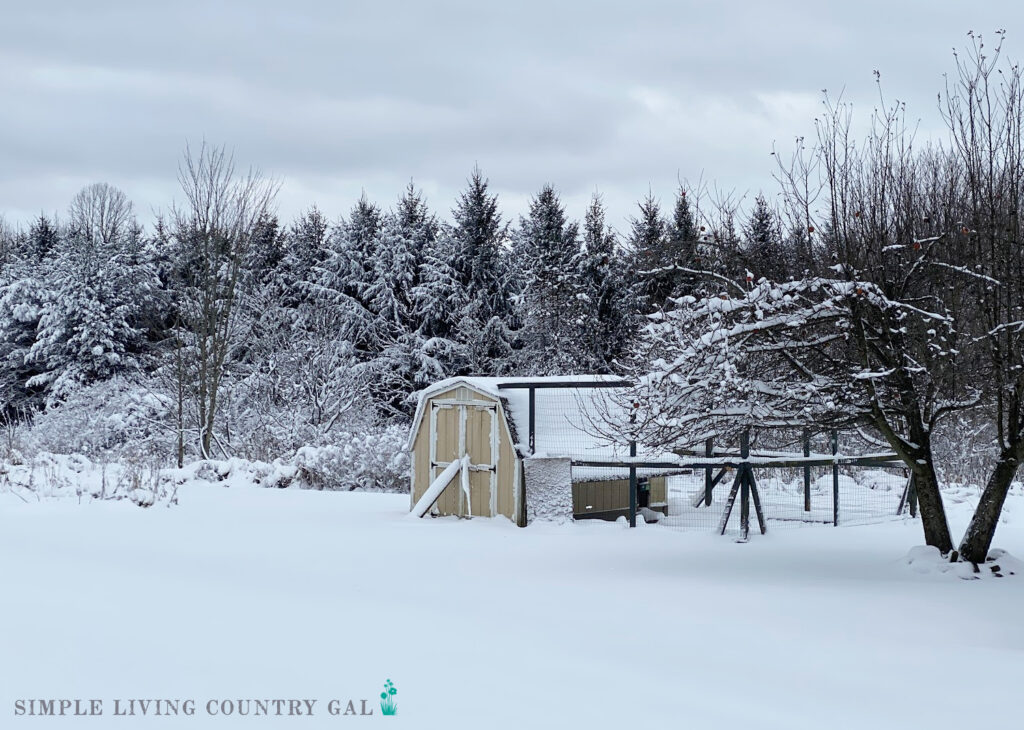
[380,679,398,716]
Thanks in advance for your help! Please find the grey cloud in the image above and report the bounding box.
[1,0,1020,229]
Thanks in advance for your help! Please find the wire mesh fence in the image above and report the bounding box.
[505,382,633,461]
[658,464,911,535]
[503,380,917,533]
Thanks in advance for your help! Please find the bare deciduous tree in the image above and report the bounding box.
[170,143,278,460]
[942,32,1024,563]
[67,182,133,249]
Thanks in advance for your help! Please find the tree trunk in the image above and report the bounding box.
[899,416,953,553]
[912,458,954,554]
[958,452,1021,564]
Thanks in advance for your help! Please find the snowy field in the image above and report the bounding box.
[2,480,1023,729]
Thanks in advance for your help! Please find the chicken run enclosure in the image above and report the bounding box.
[408,377,919,539]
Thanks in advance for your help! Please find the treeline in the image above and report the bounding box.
[0,149,809,461]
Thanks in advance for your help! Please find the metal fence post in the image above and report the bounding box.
[628,405,637,528]
[740,430,751,540]
[803,428,811,512]
[704,436,714,506]
[831,429,839,526]
[528,386,536,454]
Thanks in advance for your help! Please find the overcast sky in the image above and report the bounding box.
[2,1,1020,233]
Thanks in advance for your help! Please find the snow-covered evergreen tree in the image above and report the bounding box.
[511,184,585,374]
[708,211,743,278]
[448,168,509,320]
[413,233,467,370]
[247,214,286,287]
[576,193,632,372]
[659,187,700,297]
[28,184,163,405]
[276,206,330,309]
[0,252,47,410]
[444,168,514,375]
[304,185,449,417]
[365,186,431,334]
[310,194,386,357]
[742,195,787,281]
[628,193,669,313]
[26,213,59,264]
[668,187,699,249]
[363,184,446,416]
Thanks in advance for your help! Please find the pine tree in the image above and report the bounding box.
[387,181,438,331]
[668,187,699,247]
[0,216,14,269]
[445,168,513,375]
[656,187,702,301]
[709,212,743,278]
[367,184,451,416]
[306,186,448,417]
[310,194,385,357]
[0,252,47,411]
[414,234,465,354]
[628,193,669,312]
[277,205,331,309]
[29,184,163,404]
[742,195,787,282]
[512,184,584,374]
[577,193,632,371]
[26,214,59,263]
[783,222,815,277]
[247,214,286,287]
[449,167,509,319]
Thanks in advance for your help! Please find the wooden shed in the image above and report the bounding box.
[407,376,668,525]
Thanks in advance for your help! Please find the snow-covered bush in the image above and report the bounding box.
[289,425,410,492]
[22,375,172,460]
[157,426,411,493]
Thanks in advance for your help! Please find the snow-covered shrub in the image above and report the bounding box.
[290,425,410,492]
[23,375,173,461]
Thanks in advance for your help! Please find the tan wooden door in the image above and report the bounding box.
[430,403,461,515]
[464,404,496,516]
[429,400,498,517]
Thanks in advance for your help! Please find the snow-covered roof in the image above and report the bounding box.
[410,375,636,461]
[416,374,625,400]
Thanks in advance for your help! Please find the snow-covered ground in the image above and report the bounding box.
[1,477,1022,729]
